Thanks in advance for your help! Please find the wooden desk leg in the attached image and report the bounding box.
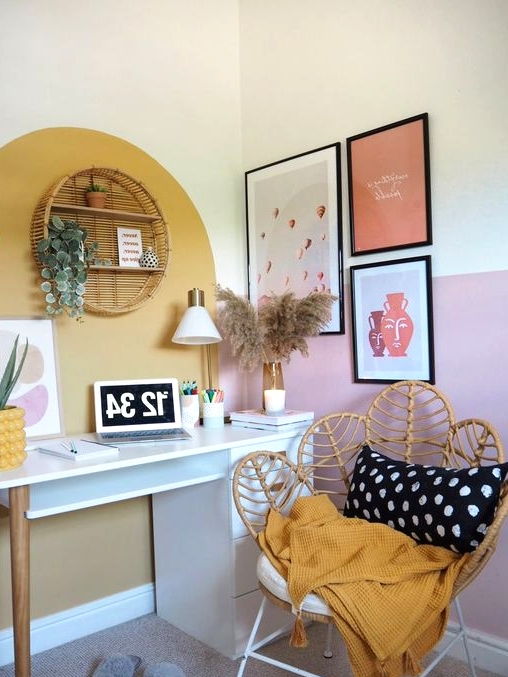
[9,486,30,677]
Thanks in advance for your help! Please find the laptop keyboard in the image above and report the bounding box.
[101,428,186,440]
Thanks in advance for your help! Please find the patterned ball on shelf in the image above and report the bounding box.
[139,247,159,268]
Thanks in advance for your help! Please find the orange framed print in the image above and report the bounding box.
[347,113,432,256]
[246,143,344,334]
[350,255,434,384]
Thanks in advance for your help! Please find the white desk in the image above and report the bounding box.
[0,425,306,677]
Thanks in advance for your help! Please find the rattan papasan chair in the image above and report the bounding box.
[232,380,508,677]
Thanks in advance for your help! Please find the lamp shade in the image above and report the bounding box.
[172,306,222,345]
[172,288,222,345]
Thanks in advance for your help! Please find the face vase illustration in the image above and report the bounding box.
[380,292,414,357]
[368,310,386,357]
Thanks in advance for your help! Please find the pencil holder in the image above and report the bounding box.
[180,394,200,429]
[202,402,224,429]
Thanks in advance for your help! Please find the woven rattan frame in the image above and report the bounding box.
[366,380,455,459]
[233,379,507,610]
[30,166,170,315]
[232,451,335,629]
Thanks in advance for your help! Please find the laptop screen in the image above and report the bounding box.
[94,378,182,433]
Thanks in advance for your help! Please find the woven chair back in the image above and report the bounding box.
[233,380,507,597]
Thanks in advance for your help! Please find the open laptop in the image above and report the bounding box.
[93,378,192,444]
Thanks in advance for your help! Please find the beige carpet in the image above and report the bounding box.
[0,613,500,677]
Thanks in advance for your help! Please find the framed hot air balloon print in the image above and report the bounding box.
[347,113,432,256]
[350,255,434,384]
[245,143,344,334]
[0,317,63,439]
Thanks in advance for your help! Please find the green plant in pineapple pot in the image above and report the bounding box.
[37,215,99,320]
[0,335,29,471]
[85,183,108,208]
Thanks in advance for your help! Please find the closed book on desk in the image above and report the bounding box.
[230,419,312,431]
[229,409,314,426]
[37,439,119,462]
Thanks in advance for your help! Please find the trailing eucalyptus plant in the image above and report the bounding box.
[37,215,99,320]
[0,335,28,410]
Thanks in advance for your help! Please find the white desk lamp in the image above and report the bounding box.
[172,288,222,389]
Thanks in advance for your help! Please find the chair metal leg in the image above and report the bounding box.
[237,594,335,677]
[237,596,268,677]
[419,596,477,677]
[323,622,333,658]
[454,597,478,677]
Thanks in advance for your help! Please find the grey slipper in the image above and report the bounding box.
[92,653,142,677]
[144,663,186,677]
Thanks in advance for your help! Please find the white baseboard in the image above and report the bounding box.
[0,583,155,667]
[1,588,507,675]
[435,622,508,676]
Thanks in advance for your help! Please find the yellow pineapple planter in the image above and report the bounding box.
[0,335,29,472]
[0,406,27,471]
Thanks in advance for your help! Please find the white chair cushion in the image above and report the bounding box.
[256,552,332,617]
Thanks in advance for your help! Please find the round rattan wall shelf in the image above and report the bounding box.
[30,166,170,315]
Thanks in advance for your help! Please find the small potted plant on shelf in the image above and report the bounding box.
[85,183,108,208]
[0,335,29,471]
[36,215,99,321]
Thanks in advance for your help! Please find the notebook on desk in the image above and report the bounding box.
[93,378,192,444]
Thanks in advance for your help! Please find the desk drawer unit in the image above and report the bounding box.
[152,426,306,660]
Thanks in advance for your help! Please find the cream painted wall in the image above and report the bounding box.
[238,0,508,279]
[0,0,246,291]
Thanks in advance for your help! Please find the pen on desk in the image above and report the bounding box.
[61,442,78,454]
[79,439,116,449]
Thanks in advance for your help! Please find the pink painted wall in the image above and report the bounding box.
[218,267,508,640]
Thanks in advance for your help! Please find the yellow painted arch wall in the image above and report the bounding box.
[0,128,217,627]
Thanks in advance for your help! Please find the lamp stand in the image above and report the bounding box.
[206,344,213,390]
[172,287,222,392]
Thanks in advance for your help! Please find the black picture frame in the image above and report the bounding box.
[347,113,432,256]
[350,255,434,383]
[245,143,344,334]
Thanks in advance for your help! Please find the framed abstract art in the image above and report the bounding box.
[347,113,432,256]
[0,317,63,439]
[245,143,344,334]
[350,255,434,383]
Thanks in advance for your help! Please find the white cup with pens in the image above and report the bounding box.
[180,380,200,429]
[202,388,224,428]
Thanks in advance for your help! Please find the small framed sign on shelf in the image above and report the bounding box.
[117,227,142,267]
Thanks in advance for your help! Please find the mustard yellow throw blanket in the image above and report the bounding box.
[258,494,469,677]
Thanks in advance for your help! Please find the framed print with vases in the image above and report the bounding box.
[350,255,434,384]
[0,317,63,439]
[245,143,344,334]
[347,113,432,256]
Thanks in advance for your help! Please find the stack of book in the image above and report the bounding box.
[229,409,314,431]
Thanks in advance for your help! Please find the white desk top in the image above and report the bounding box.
[0,425,305,490]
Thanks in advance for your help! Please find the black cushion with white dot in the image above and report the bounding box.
[344,444,508,553]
